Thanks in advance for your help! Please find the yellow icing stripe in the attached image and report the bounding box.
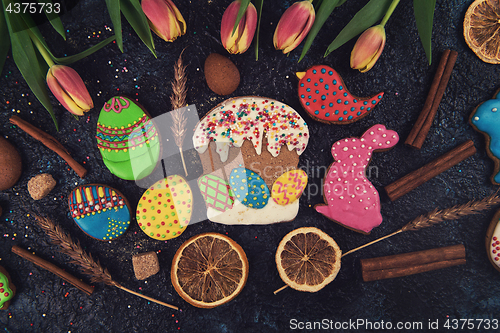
[98,186,105,198]
[76,188,82,204]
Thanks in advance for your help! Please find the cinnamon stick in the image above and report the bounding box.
[385,140,476,201]
[406,49,458,149]
[11,245,94,295]
[360,244,466,282]
[9,116,87,178]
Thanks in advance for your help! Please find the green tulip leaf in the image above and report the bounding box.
[313,0,324,9]
[254,0,263,60]
[2,1,58,130]
[120,0,156,57]
[298,0,341,62]
[18,12,116,66]
[19,11,57,60]
[324,0,393,57]
[232,0,251,36]
[413,0,436,65]
[54,36,117,65]
[0,8,11,75]
[105,0,123,52]
[39,0,66,40]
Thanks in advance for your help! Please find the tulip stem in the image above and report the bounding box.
[380,0,401,27]
[29,31,55,67]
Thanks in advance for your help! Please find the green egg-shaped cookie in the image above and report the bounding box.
[96,96,160,180]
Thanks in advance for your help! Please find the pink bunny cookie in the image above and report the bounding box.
[315,125,399,234]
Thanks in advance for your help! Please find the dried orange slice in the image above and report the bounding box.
[464,0,500,64]
[276,227,341,292]
[171,233,248,308]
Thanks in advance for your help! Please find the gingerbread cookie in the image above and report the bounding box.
[0,266,15,310]
[486,209,500,273]
[192,96,309,225]
[297,65,384,124]
[96,96,160,181]
[470,88,500,185]
[315,124,399,234]
[68,184,131,241]
[136,175,192,240]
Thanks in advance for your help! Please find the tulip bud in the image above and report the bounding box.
[142,0,186,42]
[221,0,257,54]
[46,65,93,116]
[350,25,386,73]
[274,0,315,54]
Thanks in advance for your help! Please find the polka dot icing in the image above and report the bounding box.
[315,125,399,234]
[136,175,192,240]
[298,65,384,124]
[230,168,270,209]
[198,174,235,212]
[0,269,14,309]
[69,185,131,241]
[271,169,308,206]
[192,97,309,162]
[489,219,500,268]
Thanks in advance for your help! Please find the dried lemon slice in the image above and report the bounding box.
[464,0,500,64]
[275,227,341,292]
[171,233,248,308]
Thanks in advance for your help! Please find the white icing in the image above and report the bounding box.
[193,97,309,162]
[490,221,500,268]
[207,199,299,225]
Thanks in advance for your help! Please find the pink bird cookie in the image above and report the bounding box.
[315,124,399,234]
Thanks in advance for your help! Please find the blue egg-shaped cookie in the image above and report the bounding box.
[68,184,131,241]
[229,168,269,209]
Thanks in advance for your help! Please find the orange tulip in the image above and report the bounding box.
[274,0,315,54]
[142,0,186,42]
[220,0,257,54]
[46,65,93,116]
[350,25,386,73]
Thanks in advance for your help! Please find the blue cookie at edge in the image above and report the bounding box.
[68,184,131,241]
[470,88,500,185]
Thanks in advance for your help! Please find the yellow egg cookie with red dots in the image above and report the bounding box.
[136,175,193,240]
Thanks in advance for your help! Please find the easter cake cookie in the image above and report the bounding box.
[297,65,383,124]
[68,184,131,241]
[0,266,15,310]
[315,124,399,234]
[96,96,160,181]
[136,175,192,240]
[470,88,500,185]
[193,96,309,225]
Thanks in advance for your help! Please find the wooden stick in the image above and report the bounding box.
[406,50,458,149]
[11,245,94,295]
[342,230,403,257]
[385,140,476,201]
[115,284,178,310]
[361,244,466,282]
[9,116,87,178]
[273,285,288,294]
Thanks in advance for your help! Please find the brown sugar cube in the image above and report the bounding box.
[132,252,160,280]
[27,174,56,200]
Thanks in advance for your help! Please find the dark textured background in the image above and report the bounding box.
[1,0,500,332]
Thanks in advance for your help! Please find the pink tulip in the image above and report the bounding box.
[221,0,257,54]
[46,65,93,116]
[274,0,315,54]
[350,25,386,73]
[142,0,186,42]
